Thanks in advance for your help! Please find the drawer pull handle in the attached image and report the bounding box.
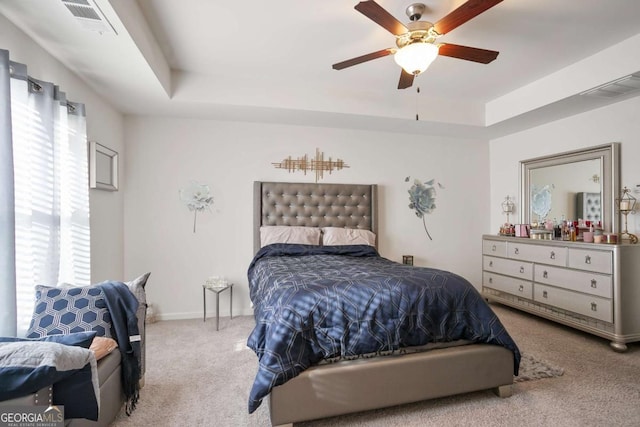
[514,248,519,255]
[543,271,548,279]
[519,266,525,274]
[591,302,597,312]
[489,261,493,267]
[591,279,597,288]
[492,245,496,252]
[543,290,548,298]
[550,251,555,260]
[518,285,524,292]
[585,255,591,264]
[489,277,493,284]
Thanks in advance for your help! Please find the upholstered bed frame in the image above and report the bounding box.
[253,181,514,427]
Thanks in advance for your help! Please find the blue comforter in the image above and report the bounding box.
[246,244,521,413]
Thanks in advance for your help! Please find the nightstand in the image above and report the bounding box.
[203,282,233,331]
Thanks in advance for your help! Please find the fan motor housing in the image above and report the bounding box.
[396,21,438,49]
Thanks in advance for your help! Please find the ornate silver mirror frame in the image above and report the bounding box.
[520,143,620,232]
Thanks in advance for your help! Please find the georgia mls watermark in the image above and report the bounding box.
[0,405,64,427]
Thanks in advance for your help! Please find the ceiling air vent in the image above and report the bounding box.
[580,73,640,98]
[61,0,117,34]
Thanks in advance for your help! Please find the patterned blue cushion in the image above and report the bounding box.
[0,330,96,348]
[27,286,112,338]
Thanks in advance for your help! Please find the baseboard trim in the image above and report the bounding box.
[155,309,254,322]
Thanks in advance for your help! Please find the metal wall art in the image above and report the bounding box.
[179,181,214,233]
[272,148,349,182]
[406,176,444,241]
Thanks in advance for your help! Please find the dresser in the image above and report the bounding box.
[482,234,640,351]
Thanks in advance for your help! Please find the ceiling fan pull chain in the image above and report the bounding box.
[415,86,420,121]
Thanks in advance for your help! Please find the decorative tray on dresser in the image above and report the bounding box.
[482,234,640,351]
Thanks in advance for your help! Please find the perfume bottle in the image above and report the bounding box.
[561,219,569,241]
[569,221,577,242]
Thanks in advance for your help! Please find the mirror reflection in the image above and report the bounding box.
[529,159,601,223]
[520,143,619,233]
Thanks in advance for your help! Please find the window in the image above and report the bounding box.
[0,49,90,336]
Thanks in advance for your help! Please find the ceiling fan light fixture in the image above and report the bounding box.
[394,42,439,75]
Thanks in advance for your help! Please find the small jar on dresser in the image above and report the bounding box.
[482,234,640,352]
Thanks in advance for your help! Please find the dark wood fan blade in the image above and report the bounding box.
[332,48,394,70]
[434,0,503,35]
[397,69,414,89]
[438,43,499,64]
[355,1,408,36]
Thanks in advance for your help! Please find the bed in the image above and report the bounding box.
[248,181,520,426]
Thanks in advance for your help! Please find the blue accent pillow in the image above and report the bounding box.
[0,331,97,348]
[27,286,112,338]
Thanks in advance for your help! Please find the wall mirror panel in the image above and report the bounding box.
[520,143,620,232]
[89,141,119,191]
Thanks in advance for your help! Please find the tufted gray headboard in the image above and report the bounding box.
[253,181,378,253]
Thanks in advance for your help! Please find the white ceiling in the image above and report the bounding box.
[1,0,640,138]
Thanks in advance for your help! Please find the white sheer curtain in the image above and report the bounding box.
[0,50,17,336]
[0,49,90,337]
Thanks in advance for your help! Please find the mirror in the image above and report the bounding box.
[89,141,119,191]
[520,143,620,232]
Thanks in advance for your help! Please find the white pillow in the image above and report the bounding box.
[322,227,376,246]
[260,226,321,247]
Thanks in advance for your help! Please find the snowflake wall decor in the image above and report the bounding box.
[179,181,214,233]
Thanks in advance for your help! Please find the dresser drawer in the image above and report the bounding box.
[506,242,567,266]
[534,284,612,323]
[483,272,533,300]
[483,240,507,257]
[484,256,533,280]
[568,248,612,274]
[534,265,612,298]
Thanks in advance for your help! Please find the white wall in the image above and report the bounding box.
[5,7,639,327]
[123,117,490,320]
[490,96,640,235]
[0,14,126,283]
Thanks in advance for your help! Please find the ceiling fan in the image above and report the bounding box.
[332,0,503,89]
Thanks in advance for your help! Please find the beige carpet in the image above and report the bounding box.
[112,304,640,427]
